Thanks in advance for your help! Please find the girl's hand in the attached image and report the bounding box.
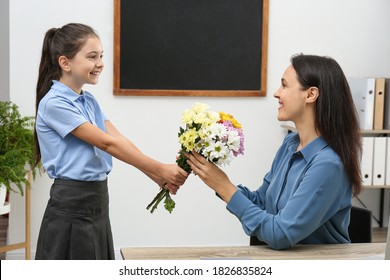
[161,164,188,187]
[144,171,181,194]
[163,183,180,195]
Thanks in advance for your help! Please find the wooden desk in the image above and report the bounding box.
[121,243,386,260]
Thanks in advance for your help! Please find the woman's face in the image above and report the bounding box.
[273,65,308,123]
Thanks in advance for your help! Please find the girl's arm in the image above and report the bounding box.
[71,120,188,188]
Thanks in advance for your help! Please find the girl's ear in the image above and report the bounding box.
[58,56,70,72]
[306,86,319,103]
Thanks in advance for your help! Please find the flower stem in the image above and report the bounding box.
[146,188,168,213]
[146,149,190,214]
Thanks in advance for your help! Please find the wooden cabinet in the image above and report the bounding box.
[0,172,31,259]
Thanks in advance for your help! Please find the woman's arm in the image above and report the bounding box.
[228,158,350,249]
[187,151,350,250]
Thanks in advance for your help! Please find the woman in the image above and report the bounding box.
[186,54,362,250]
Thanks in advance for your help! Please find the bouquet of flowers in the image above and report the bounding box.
[146,102,244,213]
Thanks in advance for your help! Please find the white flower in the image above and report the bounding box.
[214,151,233,166]
[226,130,241,151]
[205,111,221,125]
[207,141,229,161]
[207,123,228,139]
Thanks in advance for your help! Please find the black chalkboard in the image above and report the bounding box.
[114,0,268,96]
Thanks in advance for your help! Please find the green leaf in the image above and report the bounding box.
[0,101,42,195]
[164,192,176,214]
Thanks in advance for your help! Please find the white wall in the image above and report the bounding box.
[0,0,10,101]
[5,0,390,259]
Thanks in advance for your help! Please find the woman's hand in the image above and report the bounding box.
[186,151,237,203]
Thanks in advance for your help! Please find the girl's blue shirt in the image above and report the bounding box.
[227,132,352,250]
[36,81,112,181]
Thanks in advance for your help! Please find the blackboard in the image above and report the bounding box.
[114,0,268,96]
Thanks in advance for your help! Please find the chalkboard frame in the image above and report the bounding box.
[113,0,269,97]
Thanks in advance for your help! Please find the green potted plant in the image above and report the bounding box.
[0,101,39,209]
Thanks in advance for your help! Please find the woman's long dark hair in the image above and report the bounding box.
[34,23,99,167]
[291,54,362,195]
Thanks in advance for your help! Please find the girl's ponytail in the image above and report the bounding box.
[35,28,60,111]
[34,28,60,167]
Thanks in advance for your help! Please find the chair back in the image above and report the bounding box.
[385,216,390,260]
[348,206,372,243]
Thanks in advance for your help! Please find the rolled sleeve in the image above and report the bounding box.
[227,190,252,218]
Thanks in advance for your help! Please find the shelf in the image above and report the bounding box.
[373,227,388,243]
[360,130,390,135]
[0,202,10,215]
[281,124,390,135]
[363,185,390,189]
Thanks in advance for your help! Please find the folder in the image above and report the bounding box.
[386,138,390,185]
[384,78,390,129]
[372,137,386,186]
[373,78,385,130]
[361,137,374,186]
[349,77,375,130]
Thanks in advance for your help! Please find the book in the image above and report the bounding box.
[361,137,374,186]
[372,137,386,186]
[349,77,375,130]
[384,79,390,129]
[373,78,385,130]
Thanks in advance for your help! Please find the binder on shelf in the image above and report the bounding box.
[348,77,375,130]
[373,78,385,130]
[372,137,386,186]
[361,137,374,186]
[384,78,390,129]
[386,138,390,185]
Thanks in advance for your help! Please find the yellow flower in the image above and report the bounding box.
[193,112,208,125]
[179,128,199,151]
[219,112,242,129]
[191,102,209,114]
[181,109,196,125]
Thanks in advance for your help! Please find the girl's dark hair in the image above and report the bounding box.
[34,23,99,167]
[291,54,362,195]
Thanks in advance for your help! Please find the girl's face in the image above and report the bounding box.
[61,36,104,93]
[273,65,308,123]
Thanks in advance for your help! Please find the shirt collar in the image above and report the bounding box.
[289,133,328,162]
[51,80,84,102]
[299,136,328,162]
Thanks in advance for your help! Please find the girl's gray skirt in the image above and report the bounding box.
[35,178,115,260]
